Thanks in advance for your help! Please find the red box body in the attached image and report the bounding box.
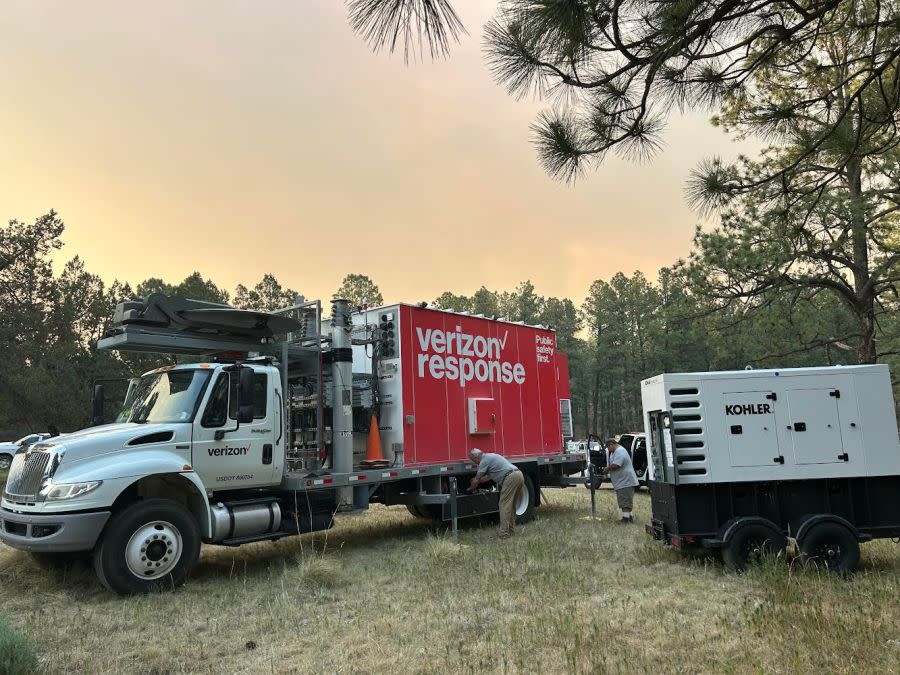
[396,305,571,466]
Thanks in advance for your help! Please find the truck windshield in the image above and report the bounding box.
[122,369,212,424]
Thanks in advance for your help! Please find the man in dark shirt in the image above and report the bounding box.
[469,448,525,538]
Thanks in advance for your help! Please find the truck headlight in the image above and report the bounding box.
[41,481,102,501]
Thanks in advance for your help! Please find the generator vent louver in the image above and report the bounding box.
[668,388,707,479]
[671,400,700,409]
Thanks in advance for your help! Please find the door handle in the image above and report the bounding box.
[792,422,807,432]
[262,444,273,465]
[773,456,784,464]
[837,453,849,462]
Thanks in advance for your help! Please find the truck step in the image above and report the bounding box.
[218,531,291,547]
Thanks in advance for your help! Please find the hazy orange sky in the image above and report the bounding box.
[0,1,753,305]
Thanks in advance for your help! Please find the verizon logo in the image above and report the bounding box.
[416,326,526,387]
[208,444,251,457]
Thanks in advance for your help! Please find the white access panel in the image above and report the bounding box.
[725,391,779,467]
[786,389,845,465]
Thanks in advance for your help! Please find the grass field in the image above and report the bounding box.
[1,477,900,674]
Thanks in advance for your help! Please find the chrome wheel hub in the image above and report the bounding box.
[125,521,182,580]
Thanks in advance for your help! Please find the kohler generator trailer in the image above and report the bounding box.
[643,365,900,572]
[0,295,584,594]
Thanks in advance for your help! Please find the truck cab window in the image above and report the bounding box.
[201,374,229,428]
[227,372,268,420]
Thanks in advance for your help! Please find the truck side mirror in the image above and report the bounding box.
[91,384,105,426]
[237,366,255,424]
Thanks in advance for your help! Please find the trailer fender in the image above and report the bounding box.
[791,514,871,544]
[713,516,783,548]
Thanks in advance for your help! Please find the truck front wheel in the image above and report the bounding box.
[93,498,201,595]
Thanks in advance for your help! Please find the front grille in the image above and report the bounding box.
[4,451,51,499]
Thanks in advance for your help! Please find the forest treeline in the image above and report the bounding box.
[1,211,896,438]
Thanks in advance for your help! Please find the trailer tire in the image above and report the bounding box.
[0,453,12,471]
[93,498,201,595]
[514,473,537,524]
[799,522,860,574]
[722,522,786,572]
[584,475,603,491]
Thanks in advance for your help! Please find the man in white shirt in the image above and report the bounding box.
[602,438,639,523]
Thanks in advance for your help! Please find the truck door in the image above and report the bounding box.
[723,391,779,467]
[785,389,845,464]
[193,368,279,489]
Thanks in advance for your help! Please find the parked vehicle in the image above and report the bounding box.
[584,432,647,489]
[0,295,585,594]
[643,365,900,573]
[0,433,53,471]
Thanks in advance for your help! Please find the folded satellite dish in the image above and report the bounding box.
[178,308,301,336]
[110,294,301,339]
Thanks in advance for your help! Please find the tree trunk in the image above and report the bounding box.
[846,159,877,364]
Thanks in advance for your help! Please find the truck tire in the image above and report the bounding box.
[0,454,12,471]
[514,473,537,525]
[93,498,201,595]
[406,505,428,519]
[722,522,786,572]
[799,522,860,574]
[406,504,443,522]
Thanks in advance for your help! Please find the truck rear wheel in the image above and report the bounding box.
[406,505,429,519]
[799,522,860,574]
[514,473,536,524]
[93,498,201,595]
[722,522,786,572]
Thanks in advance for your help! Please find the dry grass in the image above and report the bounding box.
[0,483,899,674]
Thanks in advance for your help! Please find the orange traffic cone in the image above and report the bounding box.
[359,414,390,468]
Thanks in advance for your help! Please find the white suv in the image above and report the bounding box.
[0,433,53,471]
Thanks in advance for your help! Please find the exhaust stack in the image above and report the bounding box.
[330,299,354,505]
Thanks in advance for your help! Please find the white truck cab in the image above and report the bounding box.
[0,360,284,592]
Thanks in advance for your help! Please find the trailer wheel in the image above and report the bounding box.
[514,473,537,524]
[800,522,860,574]
[722,522,786,572]
[584,475,603,491]
[93,498,201,595]
[0,454,12,471]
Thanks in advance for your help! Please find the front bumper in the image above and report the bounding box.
[0,507,110,553]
